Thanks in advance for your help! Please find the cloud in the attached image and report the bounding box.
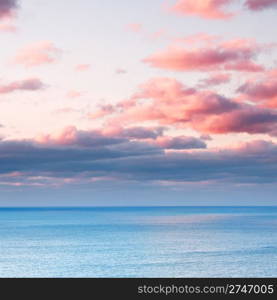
[237,68,277,108]
[198,73,231,87]
[85,139,277,184]
[35,126,127,148]
[107,77,239,123]
[34,126,207,154]
[104,126,165,140]
[13,41,61,67]
[143,38,264,72]
[88,104,115,119]
[155,136,207,149]
[0,137,276,185]
[169,0,277,19]
[245,0,277,11]
[170,0,235,20]
[124,127,165,139]
[200,134,213,141]
[0,128,165,183]
[0,22,16,32]
[193,106,277,136]
[0,0,18,19]
[97,77,277,137]
[75,64,91,72]
[0,78,45,94]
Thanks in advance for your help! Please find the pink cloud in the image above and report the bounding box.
[245,0,277,10]
[35,126,138,148]
[105,77,238,125]
[13,41,61,67]
[0,22,16,32]
[237,68,277,108]
[143,38,264,72]
[35,127,117,148]
[0,78,45,94]
[169,0,277,19]
[36,125,164,146]
[36,126,78,145]
[75,64,91,72]
[101,77,277,137]
[89,104,115,119]
[192,106,277,135]
[170,0,235,19]
[198,73,231,87]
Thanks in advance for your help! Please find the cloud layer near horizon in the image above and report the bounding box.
[1,133,277,187]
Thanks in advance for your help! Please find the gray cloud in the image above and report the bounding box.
[0,0,18,19]
[0,137,276,185]
[156,136,207,149]
[0,78,45,94]
[121,127,165,139]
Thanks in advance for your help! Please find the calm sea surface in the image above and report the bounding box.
[0,206,276,277]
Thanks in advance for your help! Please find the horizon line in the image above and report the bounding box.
[1,205,277,208]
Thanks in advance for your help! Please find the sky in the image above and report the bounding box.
[0,0,277,206]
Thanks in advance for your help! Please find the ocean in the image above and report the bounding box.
[0,206,276,278]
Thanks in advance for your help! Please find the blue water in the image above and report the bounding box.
[0,206,277,277]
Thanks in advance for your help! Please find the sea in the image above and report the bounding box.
[0,206,276,278]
